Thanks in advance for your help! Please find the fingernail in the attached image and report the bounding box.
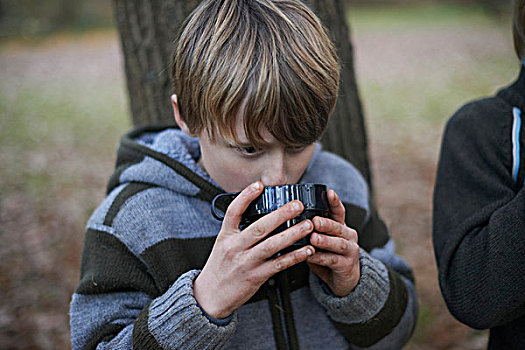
[251,182,261,191]
[303,220,312,230]
[291,201,301,211]
[306,248,313,256]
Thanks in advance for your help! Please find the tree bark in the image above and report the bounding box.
[114,0,373,193]
[114,0,199,126]
[306,0,372,187]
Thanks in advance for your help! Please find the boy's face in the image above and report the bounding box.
[196,120,316,192]
[172,95,316,192]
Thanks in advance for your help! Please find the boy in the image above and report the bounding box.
[433,0,525,348]
[70,0,417,348]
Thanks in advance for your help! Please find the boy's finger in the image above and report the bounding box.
[252,219,313,259]
[306,251,342,268]
[259,246,315,277]
[327,189,345,224]
[310,232,352,255]
[239,200,304,247]
[313,217,357,242]
[222,182,263,232]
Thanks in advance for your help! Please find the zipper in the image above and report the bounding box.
[279,270,300,349]
[267,270,300,350]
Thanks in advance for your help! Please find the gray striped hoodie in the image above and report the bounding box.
[70,127,417,349]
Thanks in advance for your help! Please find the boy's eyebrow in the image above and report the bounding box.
[228,141,257,148]
[235,141,254,146]
[223,136,257,147]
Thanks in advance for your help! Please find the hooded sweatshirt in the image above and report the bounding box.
[70,127,417,349]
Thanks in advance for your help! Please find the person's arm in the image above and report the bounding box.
[69,228,237,350]
[71,181,317,349]
[307,191,417,348]
[433,101,525,329]
[309,241,416,349]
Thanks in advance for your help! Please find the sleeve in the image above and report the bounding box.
[69,228,237,350]
[433,102,525,329]
[310,243,417,349]
[310,190,417,347]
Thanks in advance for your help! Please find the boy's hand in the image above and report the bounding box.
[307,190,360,297]
[194,181,315,319]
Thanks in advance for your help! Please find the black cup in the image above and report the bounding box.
[211,183,329,255]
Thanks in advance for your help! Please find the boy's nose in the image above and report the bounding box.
[261,157,287,186]
[262,171,287,186]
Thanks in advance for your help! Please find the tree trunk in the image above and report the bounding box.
[114,0,373,193]
[306,0,372,187]
[114,0,199,126]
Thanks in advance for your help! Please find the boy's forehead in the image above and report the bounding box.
[225,114,275,145]
[212,108,316,149]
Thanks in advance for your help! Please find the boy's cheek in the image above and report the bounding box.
[204,157,259,192]
[221,173,261,193]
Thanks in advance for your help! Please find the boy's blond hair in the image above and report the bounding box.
[514,0,525,61]
[171,0,340,148]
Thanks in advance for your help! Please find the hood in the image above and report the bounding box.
[107,125,226,206]
[107,125,323,212]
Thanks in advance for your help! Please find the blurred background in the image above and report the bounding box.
[0,0,518,349]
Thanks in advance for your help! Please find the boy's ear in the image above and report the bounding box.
[171,94,193,136]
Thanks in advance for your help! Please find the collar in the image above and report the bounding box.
[497,64,525,111]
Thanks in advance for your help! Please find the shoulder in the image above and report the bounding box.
[441,97,514,164]
[445,97,513,141]
[87,183,218,257]
[303,149,369,212]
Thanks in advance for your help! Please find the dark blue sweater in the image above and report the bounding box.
[433,65,525,349]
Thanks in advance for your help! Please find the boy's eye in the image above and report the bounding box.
[231,144,261,156]
[240,146,258,154]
